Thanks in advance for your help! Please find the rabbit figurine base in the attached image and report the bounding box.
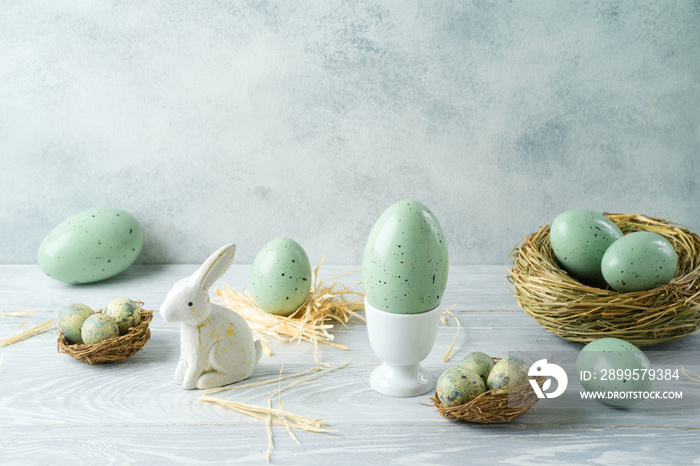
[160,243,262,390]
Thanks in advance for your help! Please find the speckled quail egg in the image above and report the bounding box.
[437,367,486,407]
[104,297,141,335]
[459,352,494,382]
[81,313,120,345]
[487,358,530,394]
[57,303,95,344]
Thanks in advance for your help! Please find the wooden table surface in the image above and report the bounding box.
[1,264,699,465]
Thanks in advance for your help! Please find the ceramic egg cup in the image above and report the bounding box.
[364,298,442,397]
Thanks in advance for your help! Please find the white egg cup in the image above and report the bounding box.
[364,297,443,397]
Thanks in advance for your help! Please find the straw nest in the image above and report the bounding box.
[431,359,544,423]
[507,213,700,347]
[57,308,153,364]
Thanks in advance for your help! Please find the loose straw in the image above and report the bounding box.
[265,398,274,461]
[199,396,331,433]
[268,360,351,400]
[271,362,301,456]
[0,318,54,348]
[681,366,700,383]
[440,308,460,363]
[0,311,34,317]
[1,310,35,327]
[200,367,321,394]
[199,360,349,461]
[215,258,364,364]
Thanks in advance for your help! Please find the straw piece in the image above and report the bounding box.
[506,213,700,346]
[265,399,274,461]
[214,259,364,363]
[268,360,351,399]
[0,311,34,317]
[200,360,348,460]
[284,419,300,445]
[441,308,460,363]
[199,396,331,433]
[273,363,301,447]
[0,309,36,328]
[681,366,700,383]
[57,309,153,364]
[0,318,54,348]
[200,367,321,394]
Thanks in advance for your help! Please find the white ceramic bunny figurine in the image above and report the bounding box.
[160,243,262,390]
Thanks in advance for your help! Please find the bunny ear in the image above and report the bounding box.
[192,243,237,291]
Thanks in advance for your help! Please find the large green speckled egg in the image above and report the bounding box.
[81,313,120,345]
[37,208,143,284]
[250,238,312,316]
[459,352,494,381]
[549,209,622,286]
[601,231,677,292]
[362,200,449,314]
[576,337,653,407]
[57,303,95,344]
[487,358,529,394]
[104,297,141,335]
[437,367,486,407]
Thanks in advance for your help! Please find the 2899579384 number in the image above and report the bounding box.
[600,368,679,381]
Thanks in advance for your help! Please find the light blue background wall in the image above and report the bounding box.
[2,1,699,265]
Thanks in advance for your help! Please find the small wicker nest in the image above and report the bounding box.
[507,213,700,347]
[57,308,153,364]
[431,358,544,423]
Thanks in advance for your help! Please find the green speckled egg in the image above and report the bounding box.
[459,352,494,381]
[550,210,622,286]
[487,358,529,394]
[437,367,486,407]
[104,297,141,335]
[601,231,677,292]
[81,313,120,345]
[576,337,653,407]
[362,200,449,314]
[57,303,95,344]
[250,238,312,316]
[37,208,143,284]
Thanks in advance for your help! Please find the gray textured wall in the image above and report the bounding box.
[2,1,699,265]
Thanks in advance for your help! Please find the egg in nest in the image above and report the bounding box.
[459,352,494,382]
[437,367,486,407]
[57,303,95,344]
[250,238,312,316]
[104,297,141,335]
[81,314,120,345]
[487,358,529,394]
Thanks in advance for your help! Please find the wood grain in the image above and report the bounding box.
[1,265,699,464]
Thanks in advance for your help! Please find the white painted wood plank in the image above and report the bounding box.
[2,425,698,465]
[1,316,698,429]
[1,265,699,464]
